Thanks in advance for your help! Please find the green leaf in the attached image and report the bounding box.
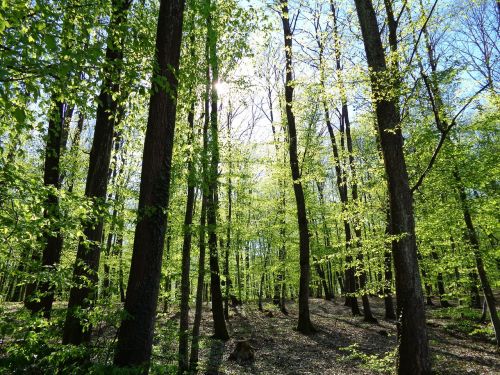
[13,107,26,123]
[46,34,57,51]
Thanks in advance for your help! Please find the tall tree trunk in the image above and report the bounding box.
[354,0,430,372]
[206,0,229,340]
[279,0,314,334]
[190,75,210,369]
[24,100,66,317]
[223,109,233,319]
[63,0,131,345]
[345,88,376,323]
[455,169,500,347]
[113,0,186,369]
[319,6,360,314]
[178,95,196,373]
[269,89,287,313]
[102,133,123,298]
[189,193,207,371]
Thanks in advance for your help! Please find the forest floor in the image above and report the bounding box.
[187,297,499,375]
[1,297,499,374]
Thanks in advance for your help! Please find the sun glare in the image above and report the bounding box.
[214,81,229,96]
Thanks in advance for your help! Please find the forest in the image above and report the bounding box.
[0,0,499,374]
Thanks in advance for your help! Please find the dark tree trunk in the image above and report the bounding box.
[63,0,131,345]
[163,225,173,312]
[354,0,430,372]
[206,2,229,340]
[470,271,482,308]
[24,100,66,317]
[269,98,287,313]
[224,113,233,320]
[178,96,196,373]
[113,0,185,369]
[345,94,375,323]
[279,0,314,334]
[117,228,125,303]
[189,194,207,370]
[320,6,360,314]
[314,257,333,300]
[431,250,451,308]
[455,169,500,347]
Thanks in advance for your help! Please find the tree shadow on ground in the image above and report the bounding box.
[204,339,225,375]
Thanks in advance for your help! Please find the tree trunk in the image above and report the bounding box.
[382,210,397,319]
[189,57,210,371]
[431,250,451,308]
[279,0,313,334]
[63,0,130,345]
[113,0,185,369]
[319,6,360,314]
[102,133,123,299]
[354,0,430,372]
[206,1,229,340]
[269,96,287,313]
[224,110,233,320]
[178,96,196,373]
[455,169,500,347]
[189,193,207,371]
[24,100,66,317]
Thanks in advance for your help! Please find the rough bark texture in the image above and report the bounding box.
[63,0,130,345]
[280,0,313,334]
[113,0,185,369]
[354,0,431,373]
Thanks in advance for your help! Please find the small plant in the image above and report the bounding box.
[339,344,396,374]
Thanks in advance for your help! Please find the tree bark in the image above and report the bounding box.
[24,100,66,317]
[63,0,131,345]
[320,5,360,314]
[455,169,500,347]
[354,0,430,372]
[279,0,314,334]
[178,96,196,373]
[113,0,185,369]
[206,0,229,340]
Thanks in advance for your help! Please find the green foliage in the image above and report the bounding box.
[339,343,396,374]
[0,0,498,372]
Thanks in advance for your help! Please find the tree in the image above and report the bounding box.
[113,0,186,369]
[205,0,229,341]
[63,0,131,345]
[279,0,314,334]
[353,0,431,372]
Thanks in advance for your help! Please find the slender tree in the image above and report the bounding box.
[354,0,431,372]
[178,61,197,375]
[279,0,314,334]
[24,100,67,317]
[63,0,131,345]
[205,0,229,340]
